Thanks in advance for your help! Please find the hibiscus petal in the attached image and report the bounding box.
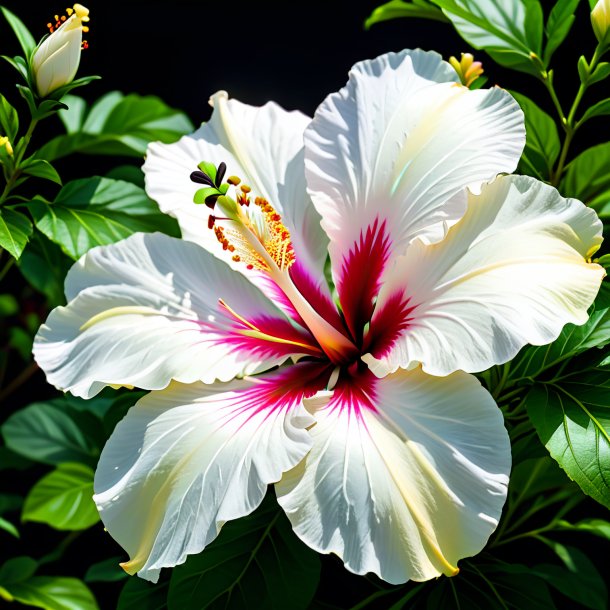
[276,367,509,584]
[365,175,604,377]
[94,363,330,582]
[304,49,525,332]
[143,92,328,286]
[34,233,316,398]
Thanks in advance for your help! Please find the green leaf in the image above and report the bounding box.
[0,6,36,56]
[0,557,37,585]
[0,517,19,538]
[22,462,99,531]
[30,177,180,259]
[21,158,62,185]
[508,300,610,382]
[562,143,610,217]
[589,62,610,85]
[510,91,560,180]
[18,232,71,306]
[167,494,321,610]
[84,558,128,583]
[0,576,99,610]
[0,446,34,471]
[432,0,544,75]
[0,207,32,259]
[105,165,145,188]
[0,294,18,316]
[579,98,610,125]
[543,0,580,65]
[0,93,18,141]
[534,542,607,610]
[38,93,194,161]
[117,577,168,610]
[525,372,610,508]
[556,517,610,540]
[364,0,449,28]
[1,398,104,467]
[57,95,87,134]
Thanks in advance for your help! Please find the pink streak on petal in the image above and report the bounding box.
[336,218,392,344]
[328,366,379,418]
[218,315,324,360]
[226,361,334,424]
[251,270,305,326]
[289,259,345,333]
[365,291,415,360]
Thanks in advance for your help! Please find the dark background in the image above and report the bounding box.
[1,1,608,608]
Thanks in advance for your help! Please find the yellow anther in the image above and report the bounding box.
[73,4,89,19]
[227,176,241,186]
[66,7,74,15]
[240,184,251,193]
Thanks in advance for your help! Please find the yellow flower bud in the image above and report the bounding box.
[31,4,90,98]
[448,53,484,87]
[0,136,13,156]
[591,0,610,44]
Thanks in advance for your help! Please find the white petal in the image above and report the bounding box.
[304,49,525,285]
[34,233,307,398]
[276,367,510,584]
[143,93,328,282]
[365,175,605,377]
[94,370,320,582]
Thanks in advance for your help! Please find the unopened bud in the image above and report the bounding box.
[0,136,13,156]
[31,4,90,98]
[448,53,484,88]
[592,0,610,45]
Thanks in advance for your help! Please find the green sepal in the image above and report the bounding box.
[197,161,218,182]
[194,186,221,205]
[0,94,18,141]
[590,62,610,85]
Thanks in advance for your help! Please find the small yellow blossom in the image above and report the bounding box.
[448,53,484,87]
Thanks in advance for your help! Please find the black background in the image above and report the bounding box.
[1,1,608,608]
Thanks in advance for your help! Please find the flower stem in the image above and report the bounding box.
[0,117,39,206]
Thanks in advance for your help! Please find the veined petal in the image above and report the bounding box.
[144,93,329,286]
[94,363,331,582]
[304,49,524,320]
[365,175,605,377]
[34,233,315,398]
[276,367,510,584]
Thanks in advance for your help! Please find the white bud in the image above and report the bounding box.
[31,4,90,98]
[591,0,610,45]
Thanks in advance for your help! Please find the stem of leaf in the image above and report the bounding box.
[548,46,603,186]
[0,117,38,206]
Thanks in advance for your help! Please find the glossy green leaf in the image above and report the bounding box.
[562,143,610,218]
[0,557,37,585]
[0,576,99,610]
[579,98,610,125]
[1,399,104,466]
[510,91,560,179]
[22,462,99,530]
[84,558,128,583]
[21,158,62,185]
[0,93,18,141]
[432,0,544,75]
[589,62,610,85]
[0,446,34,471]
[508,300,610,383]
[168,494,321,610]
[37,92,193,161]
[525,371,610,508]
[543,0,580,64]
[364,0,448,28]
[556,517,610,540]
[57,95,87,134]
[117,577,168,610]
[0,517,19,538]
[105,165,145,188]
[0,6,36,56]
[30,177,179,259]
[0,207,32,259]
[18,232,71,306]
